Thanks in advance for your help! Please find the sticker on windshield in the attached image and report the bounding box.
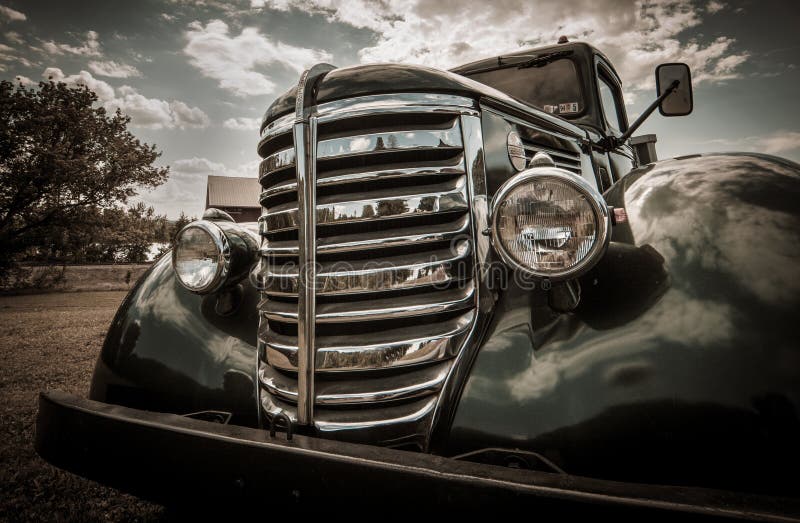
[559,102,579,114]
[543,105,558,114]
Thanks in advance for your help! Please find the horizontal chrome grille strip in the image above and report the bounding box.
[313,396,437,435]
[259,240,471,296]
[315,119,462,160]
[262,309,475,372]
[260,155,466,201]
[260,393,438,443]
[261,280,475,323]
[258,361,449,405]
[258,147,295,181]
[315,93,478,122]
[260,112,294,141]
[318,213,470,253]
[260,176,468,234]
[259,214,470,257]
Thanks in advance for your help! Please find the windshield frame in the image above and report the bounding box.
[459,54,589,121]
[451,42,621,137]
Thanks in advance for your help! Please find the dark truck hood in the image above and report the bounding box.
[262,63,586,139]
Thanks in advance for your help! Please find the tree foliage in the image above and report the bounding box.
[0,80,170,270]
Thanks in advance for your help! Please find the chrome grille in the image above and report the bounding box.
[255,94,483,448]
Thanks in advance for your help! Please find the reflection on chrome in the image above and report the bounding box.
[315,93,479,122]
[261,176,468,233]
[258,215,471,257]
[317,119,462,159]
[258,147,295,181]
[263,309,475,372]
[259,359,450,405]
[260,154,466,201]
[258,240,471,296]
[260,280,475,323]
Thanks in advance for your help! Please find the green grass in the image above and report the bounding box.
[2,265,153,294]
[0,291,166,521]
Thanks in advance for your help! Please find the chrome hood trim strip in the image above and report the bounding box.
[292,63,336,425]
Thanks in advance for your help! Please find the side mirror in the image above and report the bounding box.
[597,62,693,151]
[656,63,693,116]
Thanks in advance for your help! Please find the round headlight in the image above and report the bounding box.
[491,167,610,280]
[172,220,229,293]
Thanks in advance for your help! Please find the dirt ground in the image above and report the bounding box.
[0,291,166,522]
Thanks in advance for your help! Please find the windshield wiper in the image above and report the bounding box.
[516,50,573,69]
[461,49,574,76]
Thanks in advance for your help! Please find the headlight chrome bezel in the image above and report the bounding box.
[172,220,231,294]
[490,166,611,281]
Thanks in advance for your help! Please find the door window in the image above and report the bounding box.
[598,73,624,134]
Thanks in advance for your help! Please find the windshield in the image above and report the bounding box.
[464,58,584,118]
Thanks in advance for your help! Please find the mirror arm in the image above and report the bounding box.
[599,80,679,150]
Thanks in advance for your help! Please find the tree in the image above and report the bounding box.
[0,80,169,272]
[171,211,192,242]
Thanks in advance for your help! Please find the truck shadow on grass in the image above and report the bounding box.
[0,291,167,521]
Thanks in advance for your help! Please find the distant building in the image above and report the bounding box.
[205,175,261,222]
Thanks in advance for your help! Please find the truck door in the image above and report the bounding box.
[596,59,636,181]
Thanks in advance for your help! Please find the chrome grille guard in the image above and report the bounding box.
[254,69,492,450]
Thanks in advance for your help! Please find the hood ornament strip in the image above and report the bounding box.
[294,63,336,426]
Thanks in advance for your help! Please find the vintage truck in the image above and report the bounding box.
[36,40,800,518]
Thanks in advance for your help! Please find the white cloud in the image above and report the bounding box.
[706,1,725,13]
[169,99,212,128]
[257,0,749,94]
[43,67,117,102]
[183,19,332,96]
[698,131,800,156]
[172,157,228,174]
[0,41,36,69]
[110,85,210,129]
[139,157,261,218]
[759,132,800,155]
[0,4,26,22]
[14,74,33,85]
[171,156,260,178]
[0,42,13,65]
[223,116,261,131]
[41,68,210,130]
[5,31,23,45]
[42,30,103,57]
[88,60,142,78]
[132,52,154,63]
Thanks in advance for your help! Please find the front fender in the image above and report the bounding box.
[89,254,260,426]
[448,153,800,497]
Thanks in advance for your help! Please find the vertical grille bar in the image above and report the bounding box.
[292,63,334,425]
[294,118,317,425]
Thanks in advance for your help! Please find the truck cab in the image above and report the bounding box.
[453,41,647,189]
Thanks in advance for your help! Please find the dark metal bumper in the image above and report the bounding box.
[36,391,799,519]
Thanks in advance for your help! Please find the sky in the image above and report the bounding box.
[1,0,798,218]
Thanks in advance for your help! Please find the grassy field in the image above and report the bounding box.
[0,291,166,521]
[1,264,152,294]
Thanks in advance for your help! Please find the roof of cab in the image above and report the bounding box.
[450,41,620,83]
